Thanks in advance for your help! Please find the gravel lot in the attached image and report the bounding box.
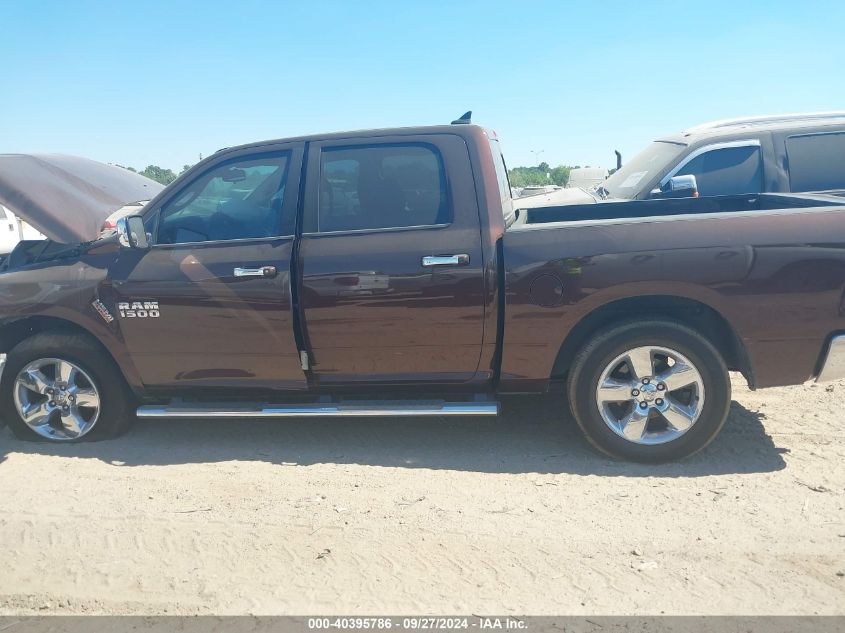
[0,376,843,615]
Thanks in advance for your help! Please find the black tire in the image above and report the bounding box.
[567,319,730,463]
[0,332,134,442]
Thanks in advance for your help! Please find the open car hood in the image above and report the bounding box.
[0,154,164,243]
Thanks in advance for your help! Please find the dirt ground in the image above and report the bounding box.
[0,375,843,615]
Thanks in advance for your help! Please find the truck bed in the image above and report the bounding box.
[501,192,845,392]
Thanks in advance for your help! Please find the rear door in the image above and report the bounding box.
[108,143,307,391]
[297,134,486,384]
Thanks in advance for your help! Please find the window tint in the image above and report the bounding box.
[675,145,762,196]
[157,153,290,244]
[786,132,845,192]
[317,145,448,233]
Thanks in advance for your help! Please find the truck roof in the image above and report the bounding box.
[657,111,845,146]
[215,123,489,155]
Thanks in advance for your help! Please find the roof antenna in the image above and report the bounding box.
[451,111,472,125]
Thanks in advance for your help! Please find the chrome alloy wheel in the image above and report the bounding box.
[595,346,705,445]
[13,358,101,441]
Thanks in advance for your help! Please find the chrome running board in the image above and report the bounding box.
[136,400,499,419]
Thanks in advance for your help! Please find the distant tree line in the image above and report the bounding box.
[123,161,590,189]
[508,162,581,188]
[117,164,193,185]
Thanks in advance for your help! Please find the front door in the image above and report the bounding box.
[297,135,487,384]
[108,144,307,392]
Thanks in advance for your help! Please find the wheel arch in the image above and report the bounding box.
[552,295,754,388]
[0,315,141,394]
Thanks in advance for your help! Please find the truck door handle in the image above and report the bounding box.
[421,254,470,267]
[233,266,277,278]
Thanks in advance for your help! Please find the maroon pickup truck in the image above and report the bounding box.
[1,116,845,462]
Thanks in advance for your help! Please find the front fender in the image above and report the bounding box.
[0,257,144,394]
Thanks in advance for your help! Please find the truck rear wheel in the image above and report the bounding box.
[0,332,134,442]
[567,320,730,463]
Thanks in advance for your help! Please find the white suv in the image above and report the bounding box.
[0,204,45,258]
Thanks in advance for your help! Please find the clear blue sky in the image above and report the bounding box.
[2,0,843,171]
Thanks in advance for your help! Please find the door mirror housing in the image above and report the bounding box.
[117,215,150,249]
[651,174,699,199]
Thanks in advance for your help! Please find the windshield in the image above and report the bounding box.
[598,141,686,199]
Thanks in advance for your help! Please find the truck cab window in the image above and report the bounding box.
[488,138,515,226]
[786,132,845,193]
[316,145,449,233]
[156,153,290,245]
[674,145,762,196]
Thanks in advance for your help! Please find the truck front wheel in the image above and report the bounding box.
[567,320,731,463]
[0,332,134,442]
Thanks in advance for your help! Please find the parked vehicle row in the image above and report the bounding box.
[515,111,845,211]
[1,115,844,463]
[599,111,845,201]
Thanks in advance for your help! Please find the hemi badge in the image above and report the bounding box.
[92,299,115,324]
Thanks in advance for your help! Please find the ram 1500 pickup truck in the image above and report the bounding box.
[2,117,845,462]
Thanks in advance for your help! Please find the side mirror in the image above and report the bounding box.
[117,216,150,249]
[652,174,699,199]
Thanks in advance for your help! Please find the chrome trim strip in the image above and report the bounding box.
[816,335,845,383]
[302,223,451,238]
[422,254,469,267]
[786,129,845,141]
[151,235,295,249]
[116,217,131,248]
[234,267,269,278]
[660,140,762,188]
[0,353,6,429]
[136,402,499,419]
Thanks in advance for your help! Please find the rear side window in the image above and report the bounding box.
[488,138,514,225]
[316,144,449,233]
[674,145,762,196]
[786,132,845,192]
[0,206,6,219]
